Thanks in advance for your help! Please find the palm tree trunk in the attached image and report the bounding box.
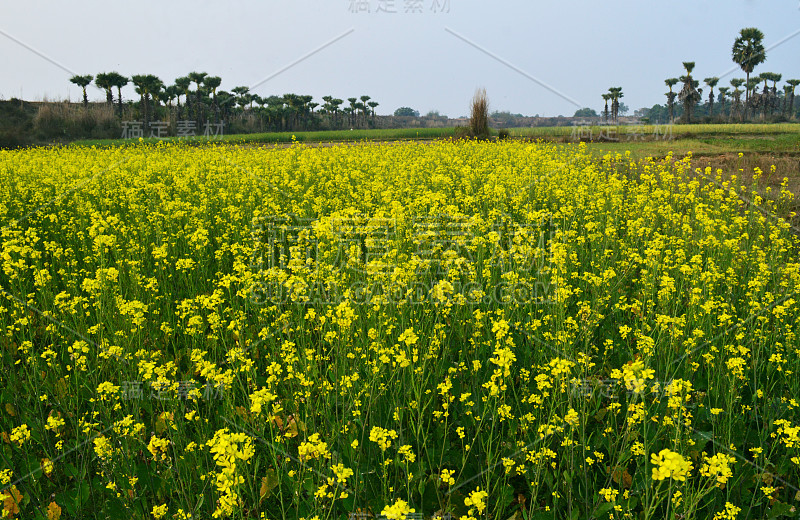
[117,87,124,117]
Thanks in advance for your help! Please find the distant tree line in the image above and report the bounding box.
[584,27,799,125]
[68,71,381,133]
[647,29,799,124]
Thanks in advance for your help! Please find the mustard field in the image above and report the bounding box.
[0,140,799,520]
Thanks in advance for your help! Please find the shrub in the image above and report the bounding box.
[469,88,490,140]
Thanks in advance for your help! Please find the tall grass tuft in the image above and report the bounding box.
[33,102,120,139]
[469,87,490,140]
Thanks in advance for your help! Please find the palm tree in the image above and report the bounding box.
[94,73,115,106]
[745,77,761,117]
[717,87,730,118]
[360,95,371,126]
[786,79,800,119]
[131,74,163,127]
[783,85,793,116]
[732,27,766,117]
[678,62,701,124]
[231,86,250,112]
[665,78,679,123]
[730,78,745,121]
[175,76,191,116]
[601,93,611,124]
[608,87,623,123]
[165,85,179,112]
[343,107,354,129]
[203,76,222,121]
[103,72,129,116]
[347,97,358,127]
[769,73,782,115]
[156,88,174,119]
[331,98,344,128]
[70,75,94,108]
[758,73,773,117]
[299,95,314,129]
[368,101,379,120]
[187,71,208,121]
[216,90,234,122]
[703,77,719,118]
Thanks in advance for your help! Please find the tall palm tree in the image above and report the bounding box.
[174,76,191,116]
[601,93,611,124]
[331,98,344,128]
[678,62,701,124]
[360,95,371,126]
[665,78,679,123]
[732,27,766,116]
[203,76,222,121]
[368,101,379,120]
[94,73,114,106]
[187,71,208,121]
[769,73,782,115]
[347,97,358,128]
[786,79,800,119]
[103,72,128,116]
[758,72,774,117]
[730,78,745,121]
[131,74,163,127]
[703,77,719,118]
[70,75,94,108]
[299,95,314,129]
[608,87,623,123]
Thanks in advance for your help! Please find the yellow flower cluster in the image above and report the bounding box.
[651,449,693,481]
[147,436,171,462]
[205,429,254,518]
[369,426,398,452]
[700,453,735,485]
[464,487,489,514]
[9,425,30,447]
[380,498,415,520]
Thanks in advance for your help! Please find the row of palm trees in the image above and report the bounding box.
[601,87,624,123]
[664,71,799,123]
[69,71,381,132]
[661,28,799,123]
[596,28,798,125]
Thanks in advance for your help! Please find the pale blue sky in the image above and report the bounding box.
[2,0,798,117]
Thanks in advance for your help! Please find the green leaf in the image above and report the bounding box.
[103,495,129,520]
[64,462,79,479]
[259,468,280,500]
[593,502,615,518]
[766,501,795,519]
[421,477,440,514]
